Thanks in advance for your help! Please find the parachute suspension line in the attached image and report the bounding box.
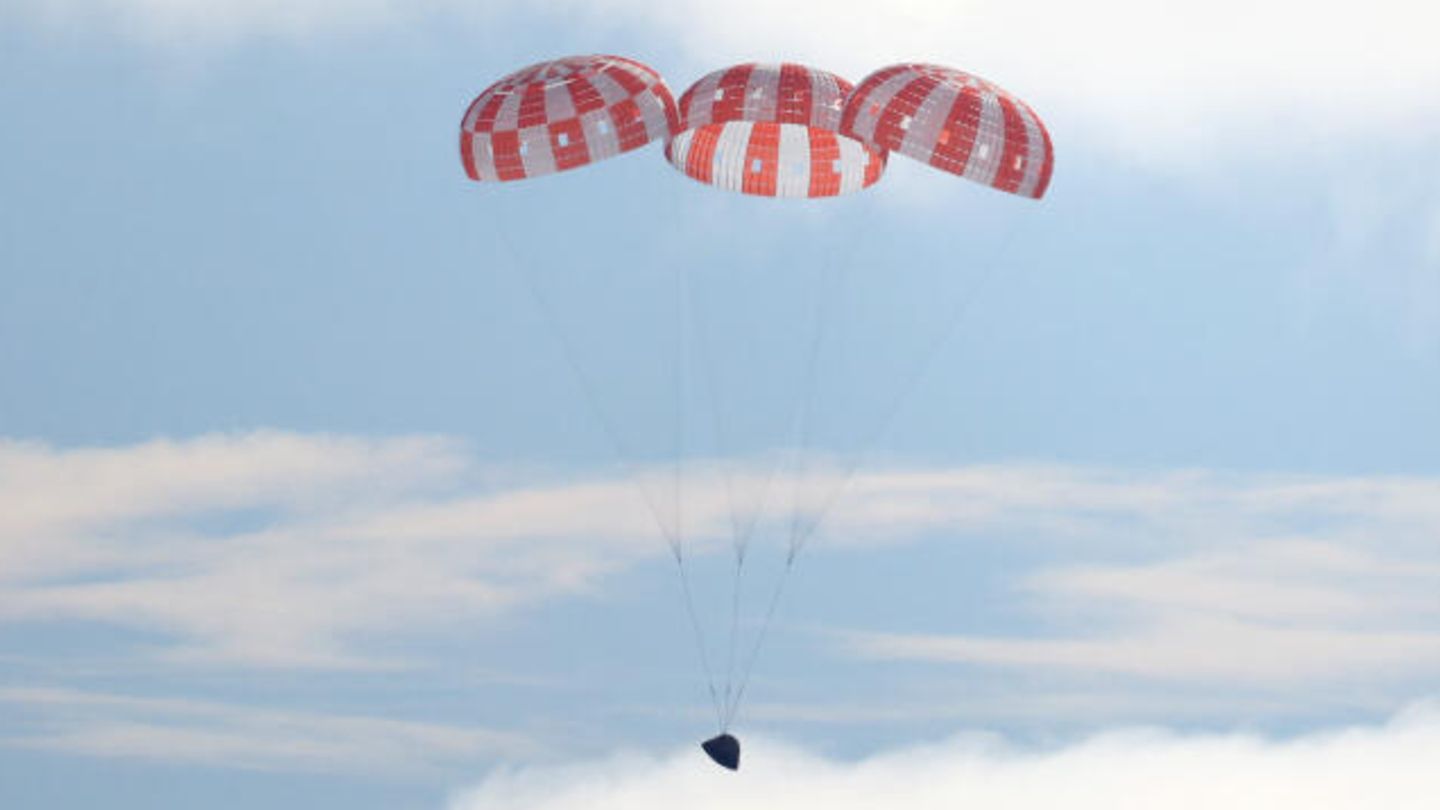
[488,204,725,730]
[486,210,671,544]
[672,186,685,559]
[723,548,795,729]
[682,212,776,724]
[787,218,1028,561]
[726,200,1025,728]
[687,249,748,558]
[726,226,1031,726]
[691,267,774,726]
[784,192,877,558]
[692,266,781,730]
[674,551,725,730]
[669,183,731,732]
[684,241,754,725]
[720,551,744,726]
[665,181,736,732]
[722,194,877,731]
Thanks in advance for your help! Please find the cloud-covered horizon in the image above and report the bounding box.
[449,699,1440,810]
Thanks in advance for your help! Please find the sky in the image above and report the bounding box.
[2,1,1439,808]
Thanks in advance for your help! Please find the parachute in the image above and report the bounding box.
[842,63,1054,198]
[666,63,886,197]
[460,55,1051,772]
[460,55,677,182]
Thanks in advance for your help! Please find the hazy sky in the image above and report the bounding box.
[3,2,1439,808]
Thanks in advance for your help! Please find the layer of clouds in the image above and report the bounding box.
[572,0,1440,173]
[8,0,1439,168]
[837,469,1440,688]
[4,433,1438,693]
[450,701,1440,810]
[0,432,464,574]
[831,465,1440,552]
[0,432,671,667]
[4,431,1440,773]
[0,686,527,776]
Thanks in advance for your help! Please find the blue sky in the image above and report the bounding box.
[2,2,1439,808]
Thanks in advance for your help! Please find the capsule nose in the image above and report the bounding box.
[701,733,740,770]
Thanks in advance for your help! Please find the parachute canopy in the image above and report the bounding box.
[460,55,678,182]
[841,63,1053,199]
[666,63,886,198]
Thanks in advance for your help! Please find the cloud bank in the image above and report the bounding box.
[450,701,1440,810]
[0,432,667,667]
[4,433,1438,693]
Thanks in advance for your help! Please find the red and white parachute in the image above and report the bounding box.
[841,63,1054,199]
[460,55,677,183]
[665,63,886,198]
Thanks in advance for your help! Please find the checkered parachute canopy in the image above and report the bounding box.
[841,63,1053,199]
[664,63,887,199]
[460,55,678,183]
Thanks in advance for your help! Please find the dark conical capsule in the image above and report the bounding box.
[701,733,740,771]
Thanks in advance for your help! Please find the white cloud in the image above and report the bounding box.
[843,538,1440,686]
[9,0,1439,168]
[0,432,464,577]
[1032,541,1440,623]
[850,617,1440,684]
[0,687,528,776]
[831,465,1440,553]
[734,688,1349,730]
[3,433,1438,702]
[448,701,1440,810]
[0,432,678,668]
[582,0,1440,170]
